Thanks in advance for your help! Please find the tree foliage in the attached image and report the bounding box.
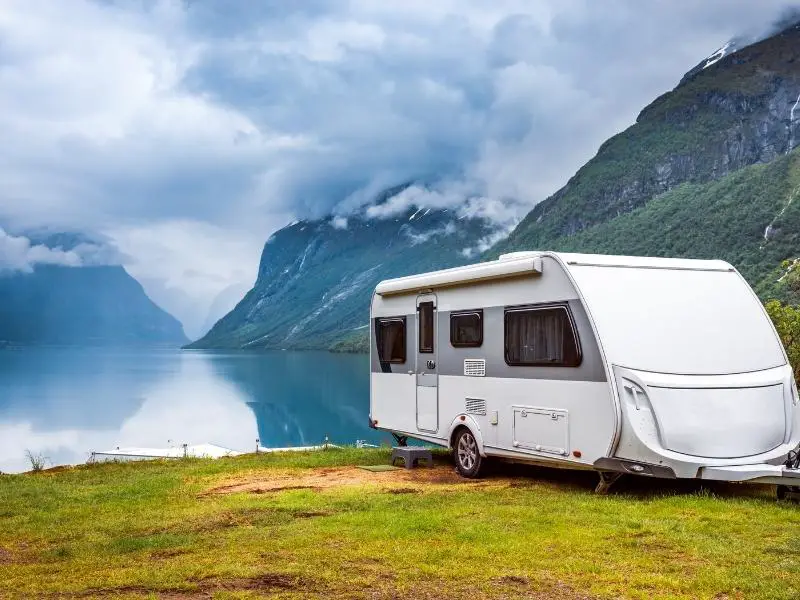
[765,300,800,381]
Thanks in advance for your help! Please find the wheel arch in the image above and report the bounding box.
[447,416,487,457]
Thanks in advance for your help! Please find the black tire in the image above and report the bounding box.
[454,428,484,478]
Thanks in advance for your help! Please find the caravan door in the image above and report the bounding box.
[416,294,439,433]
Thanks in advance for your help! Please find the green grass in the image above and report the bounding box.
[0,448,797,599]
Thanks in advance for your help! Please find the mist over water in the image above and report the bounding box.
[0,348,381,473]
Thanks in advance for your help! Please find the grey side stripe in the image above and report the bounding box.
[371,299,606,382]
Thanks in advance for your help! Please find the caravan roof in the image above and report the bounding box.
[562,254,784,375]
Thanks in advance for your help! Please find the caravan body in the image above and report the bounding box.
[369,252,800,488]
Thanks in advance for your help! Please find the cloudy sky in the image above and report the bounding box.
[0,0,798,338]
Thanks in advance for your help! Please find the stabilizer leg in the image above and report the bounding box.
[595,471,622,495]
[777,485,800,502]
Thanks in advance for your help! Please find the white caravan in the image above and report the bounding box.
[368,252,800,495]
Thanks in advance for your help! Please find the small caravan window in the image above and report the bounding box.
[450,310,483,347]
[505,305,581,367]
[418,301,434,353]
[376,317,406,363]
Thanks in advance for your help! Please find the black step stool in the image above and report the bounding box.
[391,447,434,469]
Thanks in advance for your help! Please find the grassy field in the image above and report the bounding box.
[0,448,797,599]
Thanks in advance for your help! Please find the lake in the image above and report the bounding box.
[0,347,383,473]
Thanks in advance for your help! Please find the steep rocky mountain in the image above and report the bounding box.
[542,148,800,302]
[0,232,187,346]
[190,201,497,350]
[494,22,800,259]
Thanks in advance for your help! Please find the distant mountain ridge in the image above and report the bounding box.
[0,229,187,346]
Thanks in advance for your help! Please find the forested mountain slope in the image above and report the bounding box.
[494,23,800,258]
[190,204,496,350]
[543,149,800,303]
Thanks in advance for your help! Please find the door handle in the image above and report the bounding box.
[426,360,436,369]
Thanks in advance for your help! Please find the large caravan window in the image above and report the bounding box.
[418,302,434,353]
[450,310,483,347]
[376,317,406,363]
[505,305,581,367]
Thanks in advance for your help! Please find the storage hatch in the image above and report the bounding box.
[512,406,569,457]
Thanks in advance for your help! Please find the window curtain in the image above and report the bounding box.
[508,311,565,363]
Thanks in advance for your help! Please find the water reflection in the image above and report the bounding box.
[206,351,373,448]
[0,348,380,473]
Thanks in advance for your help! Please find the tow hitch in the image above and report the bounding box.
[778,446,800,502]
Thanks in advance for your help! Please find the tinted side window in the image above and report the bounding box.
[505,305,581,367]
[418,301,434,353]
[376,317,406,363]
[450,310,483,347]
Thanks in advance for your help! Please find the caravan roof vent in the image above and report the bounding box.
[498,251,541,261]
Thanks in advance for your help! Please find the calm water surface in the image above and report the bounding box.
[0,348,382,473]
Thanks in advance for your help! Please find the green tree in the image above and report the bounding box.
[779,259,800,296]
[765,300,800,381]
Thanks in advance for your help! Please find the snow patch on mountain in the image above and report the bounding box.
[703,42,735,69]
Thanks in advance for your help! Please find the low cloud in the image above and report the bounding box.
[0,0,798,324]
[110,220,267,339]
[460,229,514,259]
[0,228,119,273]
[330,216,349,229]
[402,221,458,246]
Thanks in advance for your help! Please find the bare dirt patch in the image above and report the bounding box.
[71,575,598,600]
[495,575,530,586]
[217,573,304,591]
[79,573,316,598]
[202,465,493,497]
[149,548,189,560]
[0,547,13,564]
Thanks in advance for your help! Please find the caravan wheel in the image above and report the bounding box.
[454,428,483,478]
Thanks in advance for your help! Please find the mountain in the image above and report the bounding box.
[493,22,800,258]
[0,231,187,346]
[189,199,497,350]
[196,22,800,352]
[536,148,800,300]
[492,22,800,304]
[199,283,251,338]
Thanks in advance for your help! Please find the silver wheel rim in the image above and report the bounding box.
[457,432,478,471]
